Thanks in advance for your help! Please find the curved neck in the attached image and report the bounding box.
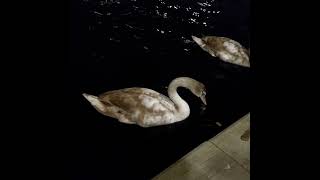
[168,79,191,121]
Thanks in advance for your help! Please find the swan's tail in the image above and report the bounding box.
[82,93,97,100]
[82,93,106,111]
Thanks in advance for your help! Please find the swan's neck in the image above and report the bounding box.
[168,80,190,121]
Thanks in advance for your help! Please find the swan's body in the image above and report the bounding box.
[192,36,250,67]
[83,77,207,127]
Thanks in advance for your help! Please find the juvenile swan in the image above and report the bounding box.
[83,77,207,127]
[192,35,250,67]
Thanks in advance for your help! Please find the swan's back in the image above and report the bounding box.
[204,36,249,66]
[99,88,176,127]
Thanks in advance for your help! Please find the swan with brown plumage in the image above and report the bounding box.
[192,35,250,67]
[83,77,207,127]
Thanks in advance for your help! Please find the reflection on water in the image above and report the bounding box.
[66,0,250,179]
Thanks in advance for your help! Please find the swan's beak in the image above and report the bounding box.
[200,95,207,105]
[191,36,206,48]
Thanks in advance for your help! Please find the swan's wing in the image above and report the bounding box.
[98,88,175,118]
[127,88,175,110]
[224,38,243,47]
[222,37,250,55]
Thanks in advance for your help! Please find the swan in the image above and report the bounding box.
[82,77,207,127]
[192,35,250,67]
[192,36,251,133]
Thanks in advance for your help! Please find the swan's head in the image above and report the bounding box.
[173,77,207,105]
[193,82,207,106]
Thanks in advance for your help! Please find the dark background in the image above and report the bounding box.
[65,0,250,179]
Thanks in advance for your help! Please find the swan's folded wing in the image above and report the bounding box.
[224,38,243,47]
[98,88,175,114]
[98,89,139,113]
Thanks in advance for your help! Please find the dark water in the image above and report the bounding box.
[65,0,250,179]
